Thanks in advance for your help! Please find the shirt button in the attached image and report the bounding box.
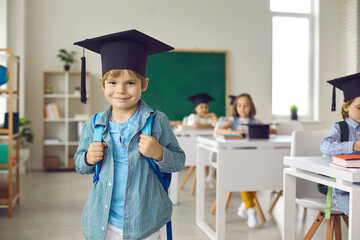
[120,132,124,136]
[105,205,108,209]
[122,143,125,147]
[101,227,105,231]
[108,182,112,186]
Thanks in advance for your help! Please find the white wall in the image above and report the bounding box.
[8,0,341,169]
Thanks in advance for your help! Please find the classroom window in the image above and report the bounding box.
[271,0,314,119]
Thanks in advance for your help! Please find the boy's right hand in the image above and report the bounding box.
[85,142,108,165]
[353,140,360,151]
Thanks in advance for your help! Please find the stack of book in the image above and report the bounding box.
[331,155,360,168]
[45,103,61,119]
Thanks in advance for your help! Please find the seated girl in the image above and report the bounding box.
[216,93,276,228]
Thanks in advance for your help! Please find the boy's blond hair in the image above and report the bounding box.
[102,69,146,87]
[342,98,355,119]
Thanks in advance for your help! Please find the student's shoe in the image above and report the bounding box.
[237,202,247,219]
[247,208,258,228]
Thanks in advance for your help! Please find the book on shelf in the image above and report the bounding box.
[216,134,244,140]
[44,105,49,118]
[45,103,61,119]
[331,154,360,168]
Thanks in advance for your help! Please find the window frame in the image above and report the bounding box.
[270,0,315,120]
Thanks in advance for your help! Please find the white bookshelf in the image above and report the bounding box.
[42,71,91,170]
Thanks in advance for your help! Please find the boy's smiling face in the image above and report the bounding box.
[100,70,148,112]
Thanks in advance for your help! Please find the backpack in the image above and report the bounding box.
[317,121,349,195]
[92,111,172,240]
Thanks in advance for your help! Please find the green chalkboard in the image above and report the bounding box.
[142,50,228,120]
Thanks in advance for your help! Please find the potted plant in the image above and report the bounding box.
[56,49,77,71]
[18,117,34,174]
[290,105,298,120]
[74,86,81,95]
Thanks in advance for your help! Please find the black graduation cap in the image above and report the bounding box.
[327,72,360,111]
[187,92,214,106]
[229,95,237,105]
[74,29,174,103]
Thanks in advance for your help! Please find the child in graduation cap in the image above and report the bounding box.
[216,93,276,228]
[320,72,360,216]
[73,30,185,240]
[185,92,218,128]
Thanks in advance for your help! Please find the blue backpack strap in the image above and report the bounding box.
[141,111,172,240]
[93,111,105,183]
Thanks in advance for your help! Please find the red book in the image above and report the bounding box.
[331,155,360,167]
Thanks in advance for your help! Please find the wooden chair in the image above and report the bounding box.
[296,197,348,239]
[268,120,304,212]
[291,129,348,239]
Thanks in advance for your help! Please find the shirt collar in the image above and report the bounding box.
[345,117,360,129]
[127,107,140,125]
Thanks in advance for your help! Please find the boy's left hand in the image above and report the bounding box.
[139,134,164,162]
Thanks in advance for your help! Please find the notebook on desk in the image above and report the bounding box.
[216,134,244,140]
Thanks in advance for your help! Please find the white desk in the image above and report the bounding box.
[169,129,213,205]
[174,128,214,166]
[196,135,291,240]
[283,156,360,240]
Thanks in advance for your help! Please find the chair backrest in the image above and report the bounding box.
[213,116,229,137]
[274,121,304,135]
[291,129,329,157]
[291,129,330,198]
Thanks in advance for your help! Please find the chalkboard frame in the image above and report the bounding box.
[142,49,229,121]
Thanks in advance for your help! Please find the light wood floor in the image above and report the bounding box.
[0,168,349,239]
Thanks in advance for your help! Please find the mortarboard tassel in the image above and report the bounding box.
[331,85,336,111]
[81,44,87,104]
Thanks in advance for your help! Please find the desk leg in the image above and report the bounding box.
[216,149,226,240]
[349,187,360,240]
[283,170,296,240]
[196,145,206,227]
[169,172,179,205]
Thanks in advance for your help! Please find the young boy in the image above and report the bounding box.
[185,92,217,128]
[73,30,185,240]
[320,72,360,216]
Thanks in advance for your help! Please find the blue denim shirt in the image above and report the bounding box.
[229,116,259,132]
[74,100,186,240]
[320,117,360,155]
